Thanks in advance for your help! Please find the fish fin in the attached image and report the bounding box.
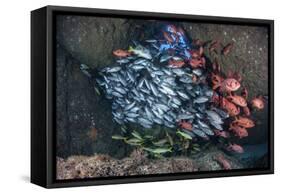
[128,46,134,52]
[212,83,220,90]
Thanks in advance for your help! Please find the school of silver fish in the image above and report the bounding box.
[93,25,231,140]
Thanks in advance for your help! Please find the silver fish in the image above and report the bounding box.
[194,96,209,104]
[197,120,210,129]
[112,91,123,98]
[115,87,127,95]
[160,55,172,63]
[145,39,158,43]
[192,68,203,76]
[160,85,177,96]
[124,101,136,111]
[126,112,139,118]
[211,107,229,119]
[206,110,223,124]
[149,82,159,96]
[193,129,209,139]
[106,66,121,73]
[177,91,190,100]
[116,59,130,64]
[201,127,214,136]
[209,120,224,131]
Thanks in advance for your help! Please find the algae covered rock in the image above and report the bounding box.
[56,146,245,180]
[56,45,131,158]
[57,15,131,69]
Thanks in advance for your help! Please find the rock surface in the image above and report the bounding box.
[57,15,131,69]
[56,147,243,180]
[56,44,131,158]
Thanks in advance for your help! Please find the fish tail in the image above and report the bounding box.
[128,46,134,52]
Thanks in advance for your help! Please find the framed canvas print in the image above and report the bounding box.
[31,5,274,188]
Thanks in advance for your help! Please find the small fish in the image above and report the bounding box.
[129,45,152,59]
[172,68,186,76]
[177,91,190,100]
[144,147,172,154]
[133,58,147,65]
[112,91,123,98]
[145,39,158,43]
[179,76,192,84]
[192,68,203,76]
[124,101,136,111]
[251,96,265,110]
[160,85,177,96]
[131,64,146,71]
[201,127,214,136]
[126,111,139,118]
[206,110,223,124]
[222,42,234,56]
[168,59,185,68]
[114,87,127,95]
[214,154,232,170]
[149,82,159,96]
[192,129,209,139]
[87,127,98,140]
[160,54,172,63]
[194,96,209,104]
[113,49,131,57]
[106,66,122,73]
[209,120,224,131]
[116,58,130,64]
[211,107,229,119]
[163,31,175,43]
[153,117,163,125]
[80,64,92,77]
[227,143,244,153]
[197,120,210,129]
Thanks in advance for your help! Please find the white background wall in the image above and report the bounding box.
[0,0,279,193]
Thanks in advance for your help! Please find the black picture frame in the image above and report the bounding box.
[31,5,274,188]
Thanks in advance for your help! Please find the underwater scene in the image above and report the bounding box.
[56,15,269,180]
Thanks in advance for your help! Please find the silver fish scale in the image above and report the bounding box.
[90,40,228,139]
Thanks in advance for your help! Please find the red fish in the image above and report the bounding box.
[212,75,241,92]
[229,122,248,139]
[242,106,251,116]
[212,58,221,73]
[221,78,241,92]
[163,31,174,43]
[209,40,220,52]
[241,87,248,99]
[192,39,204,46]
[227,143,244,153]
[211,73,224,89]
[168,59,185,68]
[221,97,240,116]
[113,49,131,57]
[222,42,234,55]
[190,47,204,59]
[234,116,255,128]
[214,130,230,138]
[251,96,265,110]
[227,93,247,107]
[214,154,232,170]
[178,121,193,131]
[189,58,204,68]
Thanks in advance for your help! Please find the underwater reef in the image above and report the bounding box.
[57,145,244,180]
[56,15,269,177]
